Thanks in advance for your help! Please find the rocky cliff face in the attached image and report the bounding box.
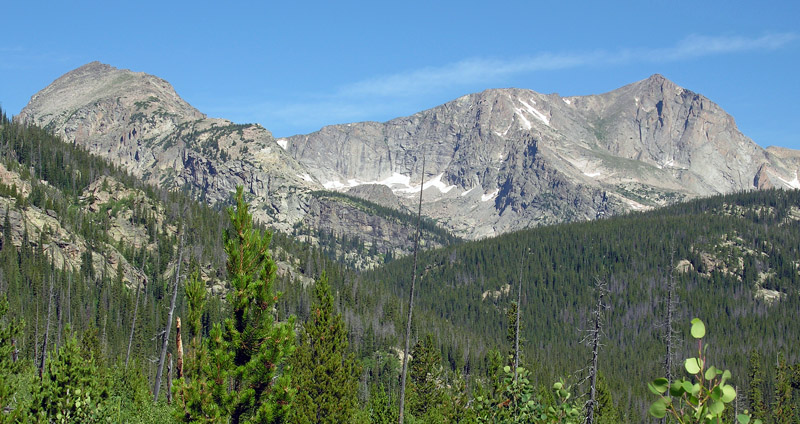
[17,62,314,233]
[285,75,800,238]
[18,63,800,243]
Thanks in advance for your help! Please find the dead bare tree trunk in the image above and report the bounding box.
[398,156,425,424]
[153,231,183,403]
[39,275,54,379]
[66,273,71,327]
[34,301,39,364]
[513,248,528,382]
[176,317,184,379]
[55,289,62,352]
[125,274,144,369]
[661,250,678,424]
[665,268,675,384]
[167,353,173,405]
[585,278,608,424]
[11,339,18,362]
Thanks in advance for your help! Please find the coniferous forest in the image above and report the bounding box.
[1,106,799,422]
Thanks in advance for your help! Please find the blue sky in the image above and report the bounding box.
[2,1,798,149]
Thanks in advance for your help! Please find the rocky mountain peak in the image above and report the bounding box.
[20,61,204,130]
[16,62,315,233]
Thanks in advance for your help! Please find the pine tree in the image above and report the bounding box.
[505,302,522,367]
[369,384,399,424]
[173,270,223,423]
[594,372,621,424]
[290,271,359,423]
[174,186,295,423]
[747,350,766,420]
[408,334,445,419]
[28,326,109,422]
[0,295,24,421]
[773,352,796,424]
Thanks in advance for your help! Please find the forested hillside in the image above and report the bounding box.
[342,186,800,421]
[1,106,799,422]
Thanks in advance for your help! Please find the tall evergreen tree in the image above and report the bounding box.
[290,271,359,423]
[0,295,24,422]
[773,352,796,424]
[28,327,109,422]
[506,302,523,367]
[747,350,767,421]
[174,186,295,423]
[408,334,445,420]
[594,372,620,424]
[369,384,399,424]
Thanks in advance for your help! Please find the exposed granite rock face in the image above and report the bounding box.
[302,196,444,260]
[18,63,800,243]
[17,62,313,234]
[757,146,800,189]
[346,184,408,212]
[286,75,800,238]
[0,172,146,289]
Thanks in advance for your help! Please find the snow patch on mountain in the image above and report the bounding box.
[778,171,800,189]
[481,189,499,202]
[322,172,456,195]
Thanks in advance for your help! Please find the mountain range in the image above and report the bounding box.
[17,62,800,243]
[3,62,800,422]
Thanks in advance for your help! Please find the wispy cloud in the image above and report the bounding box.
[340,33,797,98]
[254,33,797,135]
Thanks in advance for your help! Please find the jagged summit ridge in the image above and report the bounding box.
[285,74,799,238]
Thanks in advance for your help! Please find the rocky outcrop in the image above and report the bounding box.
[302,194,447,261]
[0,172,146,288]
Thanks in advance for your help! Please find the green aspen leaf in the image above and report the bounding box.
[753,420,763,424]
[685,357,703,374]
[670,381,686,397]
[709,399,724,415]
[721,384,736,403]
[553,381,563,390]
[691,318,706,339]
[649,378,670,394]
[705,365,717,381]
[649,399,668,418]
[711,386,725,400]
[736,414,751,424]
[721,369,732,383]
[682,380,694,393]
[503,365,511,373]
